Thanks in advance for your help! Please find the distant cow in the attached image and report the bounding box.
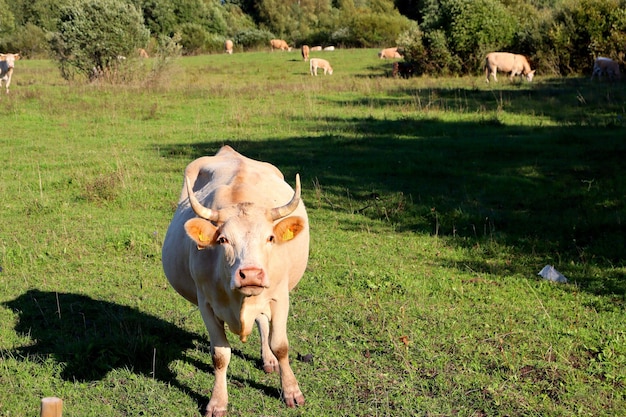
[591,57,621,81]
[0,53,20,94]
[392,61,416,78]
[301,45,310,61]
[484,52,535,83]
[162,145,309,415]
[323,46,335,51]
[138,48,149,58]
[310,46,322,52]
[225,39,233,54]
[270,39,291,51]
[310,58,333,76]
[379,47,403,59]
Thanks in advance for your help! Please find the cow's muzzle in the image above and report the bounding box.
[235,267,267,296]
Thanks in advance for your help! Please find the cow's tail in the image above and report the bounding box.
[484,57,490,82]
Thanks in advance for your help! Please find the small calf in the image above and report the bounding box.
[0,53,21,94]
[591,57,621,81]
[310,58,333,76]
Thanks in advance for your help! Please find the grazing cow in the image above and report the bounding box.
[138,48,149,58]
[379,47,403,59]
[224,40,233,55]
[323,46,335,51]
[301,45,310,61]
[162,146,309,416]
[310,58,333,76]
[0,53,20,94]
[310,46,322,52]
[591,57,621,81]
[270,39,291,51]
[484,52,535,83]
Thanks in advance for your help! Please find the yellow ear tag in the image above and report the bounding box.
[282,228,294,241]
[198,231,208,242]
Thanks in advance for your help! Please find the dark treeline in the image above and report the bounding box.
[1,0,625,78]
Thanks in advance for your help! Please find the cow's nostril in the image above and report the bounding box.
[239,270,246,279]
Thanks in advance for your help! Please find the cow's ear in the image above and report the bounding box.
[274,216,306,243]
[184,218,218,249]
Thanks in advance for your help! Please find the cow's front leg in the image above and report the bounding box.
[256,314,279,373]
[270,299,305,408]
[199,302,231,417]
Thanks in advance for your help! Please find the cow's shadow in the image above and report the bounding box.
[3,289,279,414]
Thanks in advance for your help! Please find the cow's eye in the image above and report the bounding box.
[217,236,229,245]
[268,235,275,243]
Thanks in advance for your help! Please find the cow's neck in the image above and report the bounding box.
[238,296,269,342]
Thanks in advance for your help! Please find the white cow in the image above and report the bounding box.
[162,146,309,416]
[310,58,333,76]
[270,39,291,51]
[378,47,403,59]
[224,39,233,54]
[484,52,535,83]
[591,57,621,81]
[301,45,310,61]
[0,53,21,94]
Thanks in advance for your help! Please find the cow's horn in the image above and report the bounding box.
[271,174,301,220]
[186,176,219,221]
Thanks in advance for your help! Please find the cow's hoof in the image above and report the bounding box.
[205,401,228,417]
[283,390,305,408]
[205,406,227,417]
[263,361,279,373]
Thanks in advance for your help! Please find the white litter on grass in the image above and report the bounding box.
[538,265,568,283]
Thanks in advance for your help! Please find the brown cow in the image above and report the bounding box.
[224,39,233,54]
[138,48,149,58]
[301,45,310,61]
[484,52,535,83]
[591,57,621,81]
[392,61,416,78]
[162,146,309,416]
[0,53,20,94]
[378,47,403,59]
[270,39,291,51]
[310,46,322,52]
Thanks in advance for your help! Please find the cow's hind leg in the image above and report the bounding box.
[256,314,279,373]
[270,302,305,408]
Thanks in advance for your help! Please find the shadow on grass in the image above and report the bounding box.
[157,126,625,298]
[3,290,280,415]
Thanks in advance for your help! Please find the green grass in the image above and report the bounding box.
[1,48,625,416]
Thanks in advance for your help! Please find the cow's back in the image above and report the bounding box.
[486,52,513,71]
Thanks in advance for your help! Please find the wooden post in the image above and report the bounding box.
[40,397,63,417]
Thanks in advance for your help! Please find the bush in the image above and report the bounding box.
[550,0,626,74]
[177,22,209,55]
[233,28,274,50]
[446,0,517,70]
[424,30,462,75]
[344,12,412,47]
[0,23,49,58]
[398,22,461,76]
[49,0,150,80]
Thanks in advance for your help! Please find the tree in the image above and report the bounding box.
[49,0,150,80]
[0,0,16,37]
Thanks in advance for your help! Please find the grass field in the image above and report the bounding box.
[1,48,625,416]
